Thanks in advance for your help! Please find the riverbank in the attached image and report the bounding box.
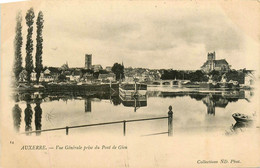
[13,81,253,93]
[14,83,119,93]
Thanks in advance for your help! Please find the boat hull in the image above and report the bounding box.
[119,88,147,97]
[232,113,253,123]
[119,83,147,97]
[119,94,147,107]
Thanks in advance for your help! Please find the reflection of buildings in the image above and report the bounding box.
[202,95,216,115]
[201,51,230,73]
[85,99,92,112]
[34,102,42,136]
[12,104,22,132]
[202,91,245,116]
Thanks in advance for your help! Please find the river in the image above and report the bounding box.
[11,86,257,137]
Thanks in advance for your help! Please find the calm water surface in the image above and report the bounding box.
[11,86,256,136]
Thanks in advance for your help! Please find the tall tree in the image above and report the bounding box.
[35,11,44,83]
[112,63,124,81]
[25,8,35,82]
[13,11,23,82]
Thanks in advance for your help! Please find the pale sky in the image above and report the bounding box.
[1,0,260,71]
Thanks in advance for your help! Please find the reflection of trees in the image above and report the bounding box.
[24,103,33,135]
[34,102,42,136]
[160,92,187,98]
[12,104,22,132]
[13,93,20,102]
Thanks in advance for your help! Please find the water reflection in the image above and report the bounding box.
[120,95,147,112]
[85,99,91,112]
[201,91,244,116]
[12,104,22,132]
[233,121,253,130]
[110,95,121,106]
[148,90,249,116]
[24,103,33,135]
[225,121,254,136]
[34,101,42,136]
[202,94,216,115]
[12,89,254,136]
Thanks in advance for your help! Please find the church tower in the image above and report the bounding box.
[85,54,92,69]
[207,51,216,71]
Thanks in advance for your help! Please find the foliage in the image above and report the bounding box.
[226,70,245,84]
[34,102,42,133]
[161,70,181,80]
[58,74,67,81]
[161,70,208,82]
[93,72,100,79]
[111,63,124,81]
[189,70,208,82]
[25,8,35,82]
[24,103,33,132]
[99,70,109,74]
[13,11,23,82]
[81,69,94,74]
[208,70,222,82]
[12,104,22,132]
[35,11,44,83]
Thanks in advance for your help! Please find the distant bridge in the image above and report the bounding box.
[149,80,190,86]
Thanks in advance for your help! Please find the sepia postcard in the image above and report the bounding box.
[1,0,260,167]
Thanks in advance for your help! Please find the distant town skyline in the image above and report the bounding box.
[1,1,260,73]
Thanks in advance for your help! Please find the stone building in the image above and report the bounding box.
[85,54,92,69]
[201,52,230,73]
[91,64,103,72]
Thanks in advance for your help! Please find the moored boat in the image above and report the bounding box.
[232,113,254,123]
[119,82,147,97]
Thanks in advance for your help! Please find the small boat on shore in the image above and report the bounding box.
[232,113,254,123]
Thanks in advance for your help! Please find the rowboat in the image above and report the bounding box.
[232,113,254,123]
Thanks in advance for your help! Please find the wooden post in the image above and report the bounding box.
[168,106,173,136]
[66,126,69,135]
[123,120,126,136]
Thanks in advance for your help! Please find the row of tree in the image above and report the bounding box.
[161,70,208,82]
[13,8,44,84]
[161,69,246,83]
